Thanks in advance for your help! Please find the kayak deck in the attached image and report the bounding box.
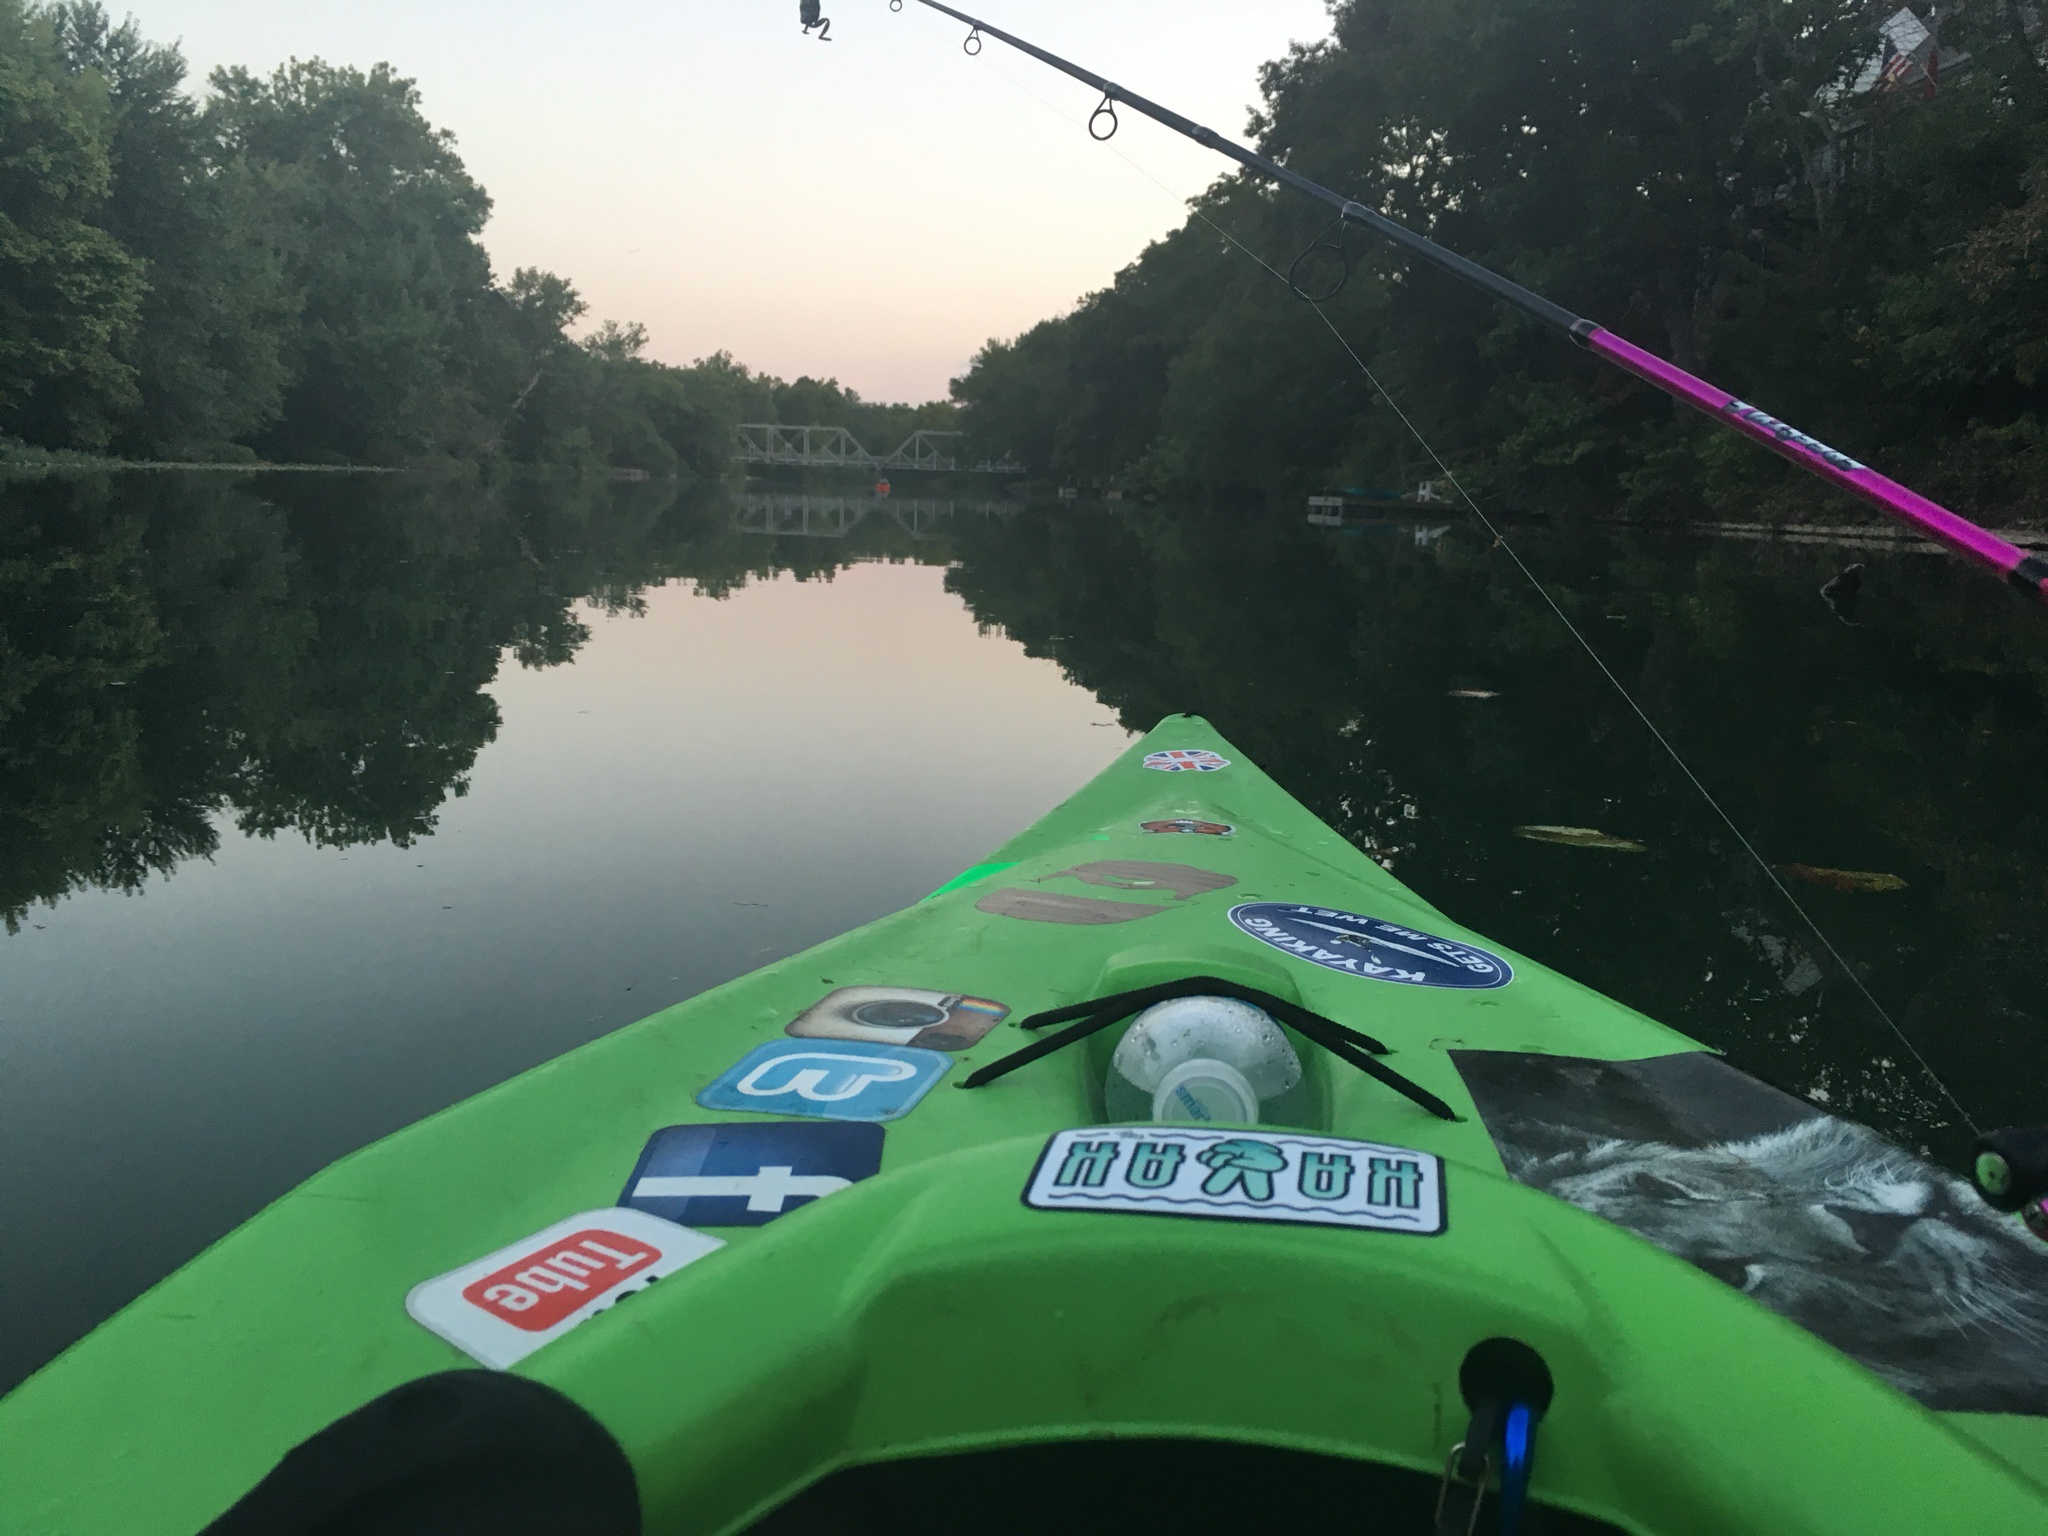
[3,716,2045,1534]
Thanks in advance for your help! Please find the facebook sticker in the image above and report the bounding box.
[619,1122,885,1228]
[696,1038,952,1122]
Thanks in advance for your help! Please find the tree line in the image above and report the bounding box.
[951,1,2048,524]
[0,1,947,471]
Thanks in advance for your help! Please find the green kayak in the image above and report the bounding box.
[5,716,2047,1534]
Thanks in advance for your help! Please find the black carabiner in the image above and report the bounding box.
[1435,1339,1553,1536]
[1433,1433,1493,1536]
[1089,91,1119,141]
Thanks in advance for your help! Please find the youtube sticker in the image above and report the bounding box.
[406,1208,723,1369]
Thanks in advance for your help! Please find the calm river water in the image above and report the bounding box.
[4,469,2045,1391]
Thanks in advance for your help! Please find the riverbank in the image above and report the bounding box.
[0,453,402,476]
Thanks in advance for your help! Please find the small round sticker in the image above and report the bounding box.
[1144,749,1229,773]
[1229,903,1512,989]
[1142,818,1235,836]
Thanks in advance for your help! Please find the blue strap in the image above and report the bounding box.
[1497,1402,1536,1536]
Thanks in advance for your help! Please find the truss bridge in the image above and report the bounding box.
[733,424,1023,474]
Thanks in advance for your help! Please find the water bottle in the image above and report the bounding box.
[1106,995,1304,1125]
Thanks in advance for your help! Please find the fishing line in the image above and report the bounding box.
[1300,307,1980,1137]
[894,2,1980,1132]
[1233,218,1977,1134]
[1193,201,1978,1135]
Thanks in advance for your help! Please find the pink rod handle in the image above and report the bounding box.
[1581,327,2047,602]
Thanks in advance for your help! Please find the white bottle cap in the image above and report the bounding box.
[1152,1057,1259,1125]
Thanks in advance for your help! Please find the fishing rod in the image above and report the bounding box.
[867,0,2048,604]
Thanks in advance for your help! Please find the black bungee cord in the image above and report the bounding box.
[962,975,1459,1124]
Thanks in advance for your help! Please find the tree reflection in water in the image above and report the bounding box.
[942,503,2048,1159]
[6,477,2045,1156]
[2,470,777,930]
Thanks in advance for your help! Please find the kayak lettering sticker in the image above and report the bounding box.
[1142,818,1235,837]
[976,889,1167,924]
[1229,903,1512,989]
[1024,1127,1444,1235]
[1143,749,1229,772]
[1043,861,1236,900]
[787,986,1008,1051]
[406,1209,722,1370]
[697,1038,951,1122]
[620,1121,884,1227]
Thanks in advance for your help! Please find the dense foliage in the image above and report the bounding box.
[954,1,2048,522]
[0,1,937,470]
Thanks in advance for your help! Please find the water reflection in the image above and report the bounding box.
[7,474,651,926]
[6,471,2046,1164]
[1304,502,1452,546]
[735,492,1016,540]
[1,469,1066,1393]
[940,502,2048,1156]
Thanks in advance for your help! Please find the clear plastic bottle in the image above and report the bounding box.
[1105,996,1304,1125]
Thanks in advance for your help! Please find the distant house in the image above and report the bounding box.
[1846,7,1973,99]
[1814,6,1983,188]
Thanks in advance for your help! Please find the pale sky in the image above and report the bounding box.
[134,2,1336,402]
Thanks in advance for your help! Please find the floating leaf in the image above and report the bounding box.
[1513,825,1647,852]
[1775,864,1907,893]
[1448,689,1499,699]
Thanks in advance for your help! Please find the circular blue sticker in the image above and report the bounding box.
[1228,903,1513,989]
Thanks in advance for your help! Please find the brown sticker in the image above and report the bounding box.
[1141,819,1235,837]
[787,986,1009,1051]
[1039,861,1237,901]
[975,889,1169,925]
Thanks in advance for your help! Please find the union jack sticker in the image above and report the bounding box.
[1143,749,1230,773]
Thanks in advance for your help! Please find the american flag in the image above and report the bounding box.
[1879,44,1918,90]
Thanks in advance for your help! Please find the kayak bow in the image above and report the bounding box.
[4,718,2045,1534]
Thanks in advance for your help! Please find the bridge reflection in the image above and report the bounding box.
[736,494,1019,540]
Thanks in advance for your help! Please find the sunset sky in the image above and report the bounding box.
[138,2,1335,402]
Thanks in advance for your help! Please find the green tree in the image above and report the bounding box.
[203,59,503,462]
[0,0,144,449]
[2,3,836,475]
[953,0,2048,525]
[47,3,297,458]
